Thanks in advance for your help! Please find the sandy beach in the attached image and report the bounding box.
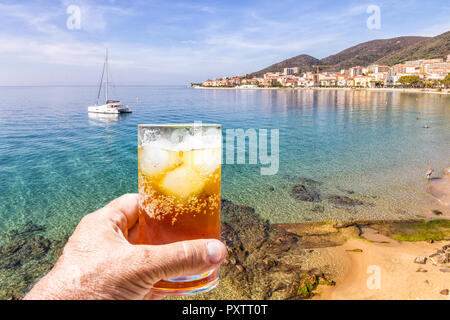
[315,236,450,300]
[313,168,450,300]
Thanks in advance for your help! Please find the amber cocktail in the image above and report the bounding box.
[138,124,221,295]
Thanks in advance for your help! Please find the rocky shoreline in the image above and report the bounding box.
[1,198,448,300]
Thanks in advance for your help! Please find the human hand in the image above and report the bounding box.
[24,193,226,300]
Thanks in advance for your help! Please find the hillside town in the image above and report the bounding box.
[199,54,450,89]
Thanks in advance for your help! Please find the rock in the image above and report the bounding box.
[416,268,428,272]
[432,210,443,216]
[262,258,277,269]
[437,254,449,264]
[272,281,286,291]
[414,256,427,264]
[430,257,438,265]
[428,239,434,244]
[327,195,365,206]
[290,185,320,202]
[311,205,325,213]
[440,289,449,295]
[173,199,337,300]
[442,244,450,251]
[337,187,355,195]
[436,249,445,254]
[439,268,450,273]
[0,222,69,300]
[298,177,322,186]
[268,186,275,192]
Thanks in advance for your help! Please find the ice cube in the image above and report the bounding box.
[160,165,206,199]
[184,148,221,176]
[139,146,179,176]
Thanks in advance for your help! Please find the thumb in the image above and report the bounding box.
[133,239,226,282]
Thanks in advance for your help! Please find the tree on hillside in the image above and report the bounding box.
[398,75,423,88]
[442,74,450,88]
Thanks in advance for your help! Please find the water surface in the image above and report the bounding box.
[0,86,449,239]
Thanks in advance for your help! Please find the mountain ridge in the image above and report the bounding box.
[249,31,449,77]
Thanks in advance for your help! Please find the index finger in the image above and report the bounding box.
[104,193,140,232]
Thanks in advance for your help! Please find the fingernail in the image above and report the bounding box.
[206,240,224,264]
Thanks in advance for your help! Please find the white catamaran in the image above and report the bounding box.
[88,49,132,114]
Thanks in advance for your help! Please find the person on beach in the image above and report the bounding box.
[426,169,433,181]
[23,194,226,300]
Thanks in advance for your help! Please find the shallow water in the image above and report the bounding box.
[0,86,449,239]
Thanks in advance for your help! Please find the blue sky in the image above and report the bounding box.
[0,0,449,85]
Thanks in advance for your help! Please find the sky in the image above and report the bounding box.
[0,0,449,85]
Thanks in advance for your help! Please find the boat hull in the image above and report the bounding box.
[88,105,132,114]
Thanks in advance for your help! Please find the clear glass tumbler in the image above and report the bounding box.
[137,124,222,295]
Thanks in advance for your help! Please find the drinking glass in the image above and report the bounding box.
[137,123,222,295]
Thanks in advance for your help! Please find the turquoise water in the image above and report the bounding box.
[0,86,449,239]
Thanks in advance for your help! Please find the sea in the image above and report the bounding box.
[1,86,449,241]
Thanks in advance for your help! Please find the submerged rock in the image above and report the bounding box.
[311,205,325,213]
[290,185,320,202]
[328,195,365,206]
[298,177,322,186]
[0,222,68,300]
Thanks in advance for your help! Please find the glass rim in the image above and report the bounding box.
[138,123,221,128]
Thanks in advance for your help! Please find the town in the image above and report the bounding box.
[199,54,450,89]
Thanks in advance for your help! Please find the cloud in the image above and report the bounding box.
[0,0,447,85]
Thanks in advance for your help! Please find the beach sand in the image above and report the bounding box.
[313,168,450,300]
[314,235,450,300]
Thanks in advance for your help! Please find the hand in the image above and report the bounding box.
[24,193,226,300]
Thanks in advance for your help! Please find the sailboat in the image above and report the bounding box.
[88,49,132,114]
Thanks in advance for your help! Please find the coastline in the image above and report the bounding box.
[1,171,449,300]
[175,169,450,301]
[1,193,449,300]
[193,86,450,95]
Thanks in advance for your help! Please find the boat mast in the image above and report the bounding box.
[105,48,109,103]
[95,58,106,105]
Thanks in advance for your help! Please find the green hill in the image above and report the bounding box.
[375,31,450,65]
[248,31,449,76]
